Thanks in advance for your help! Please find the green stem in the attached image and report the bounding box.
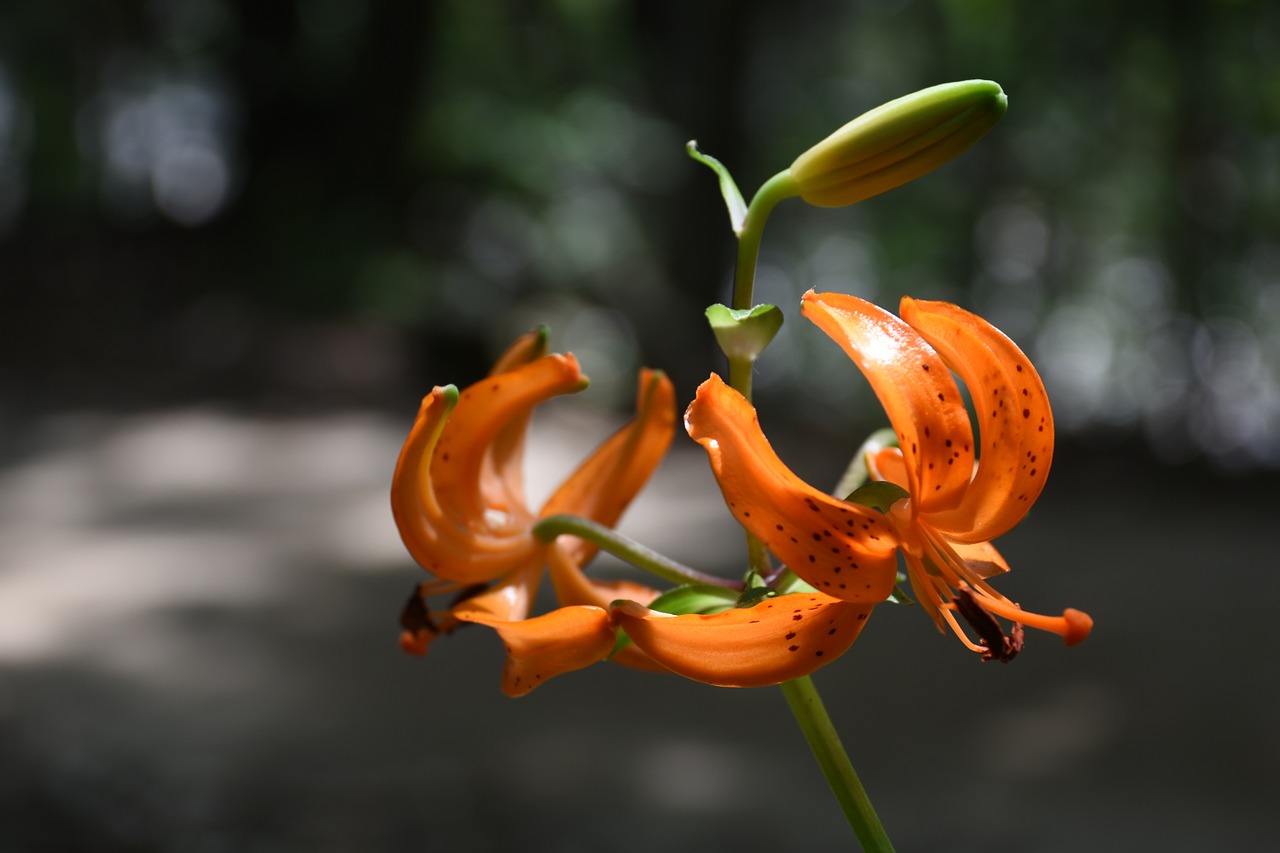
[533,514,745,591]
[780,676,896,852]
[725,161,893,852]
[728,169,799,572]
[732,169,800,311]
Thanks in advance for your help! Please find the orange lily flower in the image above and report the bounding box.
[677,291,1091,662]
[390,328,675,695]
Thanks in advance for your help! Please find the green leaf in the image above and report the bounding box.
[735,585,779,608]
[705,302,784,362]
[687,140,748,235]
[609,583,740,658]
[772,570,818,595]
[645,583,740,616]
[886,579,915,606]
[843,479,909,513]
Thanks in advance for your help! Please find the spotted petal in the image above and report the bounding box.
[901,297,1053,542]
[802,291,974,514]
[610,592,875,687]
[684,374,898,602]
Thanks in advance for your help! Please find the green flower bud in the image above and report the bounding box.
[788,80,1007,208]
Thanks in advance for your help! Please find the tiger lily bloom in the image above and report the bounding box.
[678,291,1092,661]
[390,328,675,695]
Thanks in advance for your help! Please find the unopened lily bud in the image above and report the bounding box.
[789,80,1007,208]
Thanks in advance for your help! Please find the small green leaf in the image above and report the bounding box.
[735,586,779,608]
[886,582,916,606]
[843,479,909,513]
[645,583,740,616]
[705,302,784,362]
[772,570,818,595]
[608,584,740,658]
[687,140,748,235]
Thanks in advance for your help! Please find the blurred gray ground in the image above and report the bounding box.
[1,404,1277,852]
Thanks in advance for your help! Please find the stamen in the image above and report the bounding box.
[922,528,1008,604]
[937,606,991,656]
[960,586,1093,646]
[904,553,987,654]
[951,585,1023,662]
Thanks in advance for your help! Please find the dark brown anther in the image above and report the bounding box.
[399,584,438,635]
[953,584,1024,663]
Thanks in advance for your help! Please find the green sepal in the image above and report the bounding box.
[706,303,784,362]
[843,479,909,513]
[687,140,748,235]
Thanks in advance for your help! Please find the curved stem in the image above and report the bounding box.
[533,514,745,591]
[732,169,800,311]
[780,676,896,852]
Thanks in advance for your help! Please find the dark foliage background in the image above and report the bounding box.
[1,1,1278,850]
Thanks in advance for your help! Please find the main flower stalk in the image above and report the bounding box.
[729,174,891,849]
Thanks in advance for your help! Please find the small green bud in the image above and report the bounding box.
[788,80,1007,208]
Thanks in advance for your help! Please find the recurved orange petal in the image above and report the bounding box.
[541,369,676,566]
[901,297,1053,542]
[431,354,587,528]
[392,385,508,582]
[802,291,974,514]
[610,592,875,687]
[455,605,617,697]
[480,327,551,516]
[684,374,899,602]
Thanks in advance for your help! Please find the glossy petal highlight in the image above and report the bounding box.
[802,291,974,514]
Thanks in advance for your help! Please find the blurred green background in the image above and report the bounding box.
[1,1,1278,851]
